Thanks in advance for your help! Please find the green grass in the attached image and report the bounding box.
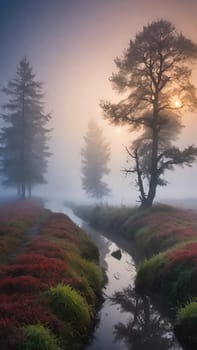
[47,284,91,332]
[136,244,197,304]
[135,253,165,291]
[0,204,103,350]
[175,300,197,345]
[74,258,103,296]
[22,324,60,350]
[74,205,134,230]
[73,203,197,348]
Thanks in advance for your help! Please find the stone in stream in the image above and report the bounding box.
[111,249,122,260]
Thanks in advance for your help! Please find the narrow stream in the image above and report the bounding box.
[45,200,184,350]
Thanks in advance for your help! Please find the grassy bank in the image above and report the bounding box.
[0,201,103,350]
[0,200,47,263]
[74,204,197,348]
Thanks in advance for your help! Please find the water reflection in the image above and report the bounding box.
[111,286,182,350]
[82,223,111,270]
[44,200,183,350]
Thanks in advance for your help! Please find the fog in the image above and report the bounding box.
[0,0,197,205]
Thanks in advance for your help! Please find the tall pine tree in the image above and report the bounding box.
[81,120,111,200]
[0,57,51,199]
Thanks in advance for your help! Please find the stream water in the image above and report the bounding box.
[45,199,184,350]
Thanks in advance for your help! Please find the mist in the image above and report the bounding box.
[0,0,197,206]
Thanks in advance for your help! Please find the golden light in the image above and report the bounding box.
[171,97,182,108]
[115,127,122,134]
[174,99,182,108]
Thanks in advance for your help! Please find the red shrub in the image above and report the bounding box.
[6,254,69,286]
[0,293,58,325]
[0,317,24,350]
[0,293,65,341]
[0,264,7,277]
[0,317,16,334]
[15,252,57,264]
[0,202,95,346]
[26,240,66,259]
[0,201,46,261]
[40,226,79,243]
[166,242,197,267]
[0,275,45,294]
[39,213,81,244]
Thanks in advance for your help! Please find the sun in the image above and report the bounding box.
[171,97,182,108]
[174,99,182,108]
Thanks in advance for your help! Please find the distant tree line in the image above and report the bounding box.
[0,57,51,199]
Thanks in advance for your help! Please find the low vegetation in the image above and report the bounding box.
[22,324,60,350]
[0,201,103,350]
[74,203,197,347]
[175,299,197,345]
[47,284,91,335]
[0,200,46,263]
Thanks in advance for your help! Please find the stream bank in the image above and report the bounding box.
[0,200,103,350]
[72,203,197,349]
[45,200,184,350]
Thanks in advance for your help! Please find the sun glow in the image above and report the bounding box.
[115,127,122,134]
[172,97,182,108]
[174,99,182,107]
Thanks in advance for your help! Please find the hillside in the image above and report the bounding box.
[0,201,103,350]
[74,204,197,348]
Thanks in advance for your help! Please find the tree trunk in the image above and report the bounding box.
[21,86,26,200]
[140,196,154,210]
[135,148,147,203]
[28,184,32,198]
[17,184,21,198]
[142,94,159,209]
[144,174,158,208]
[140,130,158,210]
[21,182,26,199]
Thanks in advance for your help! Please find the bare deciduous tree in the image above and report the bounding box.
[101,20,197,208]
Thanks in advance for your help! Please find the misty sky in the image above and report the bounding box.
[0,0,197,204]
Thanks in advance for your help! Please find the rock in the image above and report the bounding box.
[111,249,122,260]
[113,272,120,280]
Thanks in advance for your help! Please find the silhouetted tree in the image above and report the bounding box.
[101,20,197,209]
[81,120,111,200]
[111,287,180,350]
[0,58,51,199]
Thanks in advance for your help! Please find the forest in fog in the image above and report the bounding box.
[0,0,197,207]
[0,3,197,350]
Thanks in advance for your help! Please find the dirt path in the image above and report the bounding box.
[7,210,51,263]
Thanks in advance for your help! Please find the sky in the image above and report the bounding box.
[0,0,197,204]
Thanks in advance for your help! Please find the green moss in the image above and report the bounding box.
[22,324,60,350]
[67,266,97,306]
[175,300,197,345]
[74,203,197,348]
[69,255,103,297]
[146,203,176,213]
[47,284,90,331]
[169,269,194,303]
[135,226,152,249]
[79,239,99,262]
[136,253,165,291]
[78,259,103,295]
[74,205,136,233]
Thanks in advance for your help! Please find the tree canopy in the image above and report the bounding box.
[81,120,111,200]
[0,57,51,199]
[101,19,197,208]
